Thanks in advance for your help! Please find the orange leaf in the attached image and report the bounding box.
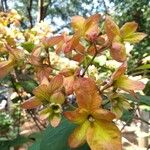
[92,109,116,121]
[71,16,85,32]
[21,97,42,109]
[0,60,14,79]
[43,35,63,47]
[105,16,120,42]
[49,74,63,92]
[64,108,88,124]
[85,14,100,41]
[73,77,102,110]
[111,62,127,81]
[63,75,75,95]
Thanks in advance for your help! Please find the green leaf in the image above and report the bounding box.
[0,135,30,150]
[121,109,134,123]
[20,80,38,93]
[143,81,150,96]
[123,93,150,106]
[21,42,35,52]
[39,118,89,150]
[135,64,150,70]
[28,132,43,150]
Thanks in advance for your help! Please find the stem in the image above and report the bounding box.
[100,81,112,92]
[81,43,98,77]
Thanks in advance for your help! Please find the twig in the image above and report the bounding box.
[45,47,51,66]
[134,116,150,125]
[27,0,33,28]
[81,43,98,77]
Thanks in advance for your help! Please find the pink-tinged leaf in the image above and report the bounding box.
[49,74,63,92]
[42,35,63,47]
[123,32,147,43]
[85,14,100,41]
[63,35,79,53]
[115,75,145,91]
[75,42,85,54]
[0,60,14,79]
[21,97,42,109]
[120,21,138,38]
[68,121,90,148]
[64,108,88,124]
[85,14,101,30]
[5,44,24,60]
[50,92,65,104]
[36,66,52,83]
[73,77,102,110]
[87,121,122,150]
[110,42,127,62]
[92,109,116,121]
[111,62,127,81]
[105,16,120,42]
[50,114,61,127]
[29,46,42,66]
[33,85,51,101]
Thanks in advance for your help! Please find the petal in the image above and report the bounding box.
[21,96,42,109]
[86,121,122,150]
[39,107,52,120]
[74,77,102,110]
[92,109,116,121]
[68,121,90,148]
[120,21,138,38]
[50,114,61,127]
[64,108,88,124]
[115,75,145,91]
[105,16,120,42]
[123,32,147,43]
[0,60,14,79]
[110,42,127,62]
[33,84,51,101]
[50,92,65,104]
[49,74,63,92]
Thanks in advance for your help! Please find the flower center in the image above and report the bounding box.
[50,103,62,113]
[88,115,95,122]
